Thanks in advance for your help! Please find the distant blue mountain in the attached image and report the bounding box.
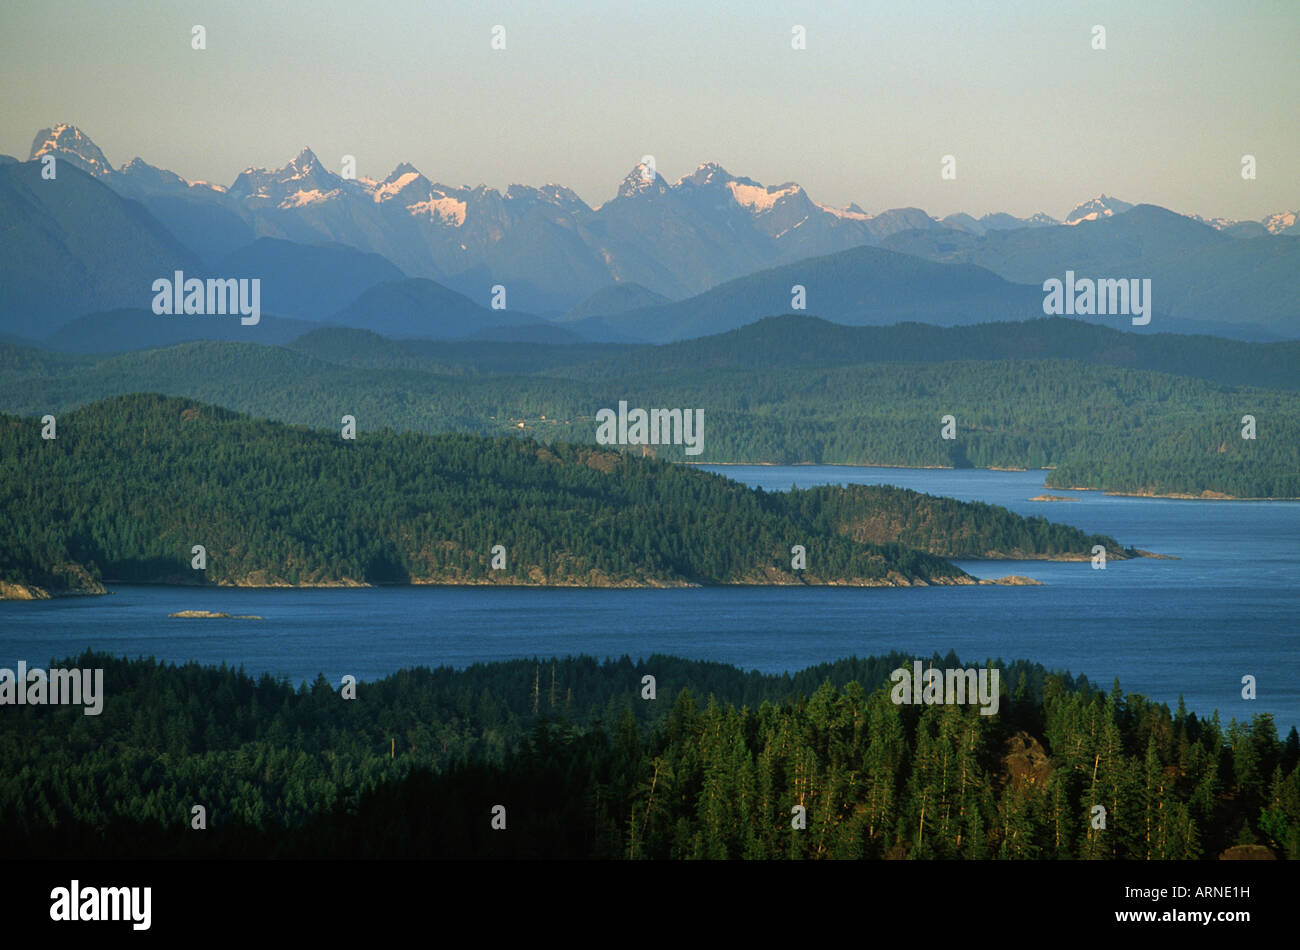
[6,124,1297,343]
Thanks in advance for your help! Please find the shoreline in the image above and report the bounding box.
[3,573,1037,598]
[3,547,1173,601]
[15,555,1193,597]
[689,461,1296,501]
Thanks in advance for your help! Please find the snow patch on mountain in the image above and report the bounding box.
[375,171,423,201]
[280,188,338,208]
[284,148,321,180]
[28,123,114,177]
[1263,211,1297,234]
[1185,213,1240,230]
[773,215,811,237]
[676,162,736,188]
[1063,194,1134,225]
[408,195,468,226]
[815,201,872,221]
[727,180,802,212]
[613,163,668,200]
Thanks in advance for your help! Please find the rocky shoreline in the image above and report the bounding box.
[2,544,1177,600]
[0,579,108,600]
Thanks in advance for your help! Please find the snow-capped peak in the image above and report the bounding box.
[675,162,736,187]
[28,124,114,177]
[384,161,423,181]
[1262,210,1297,234]
[728,179,804,212]
[374,163,430,202]
[1063,194,1134,225]
[503,182,588,212]
[616,163,668,198]
[814,200,872,221]
[368,164,470,225]
[1183,212,1241,230]
[536,183,586,207]
[674,163,874,221]
[286,147,321,178]
[228,145,343,206]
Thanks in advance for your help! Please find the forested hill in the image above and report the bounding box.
[771,485,1130,560]
[0,394,1131,595]
[3,651,1296,859]
[2,319,1297,499]
[0,395,1128,595]
[11,315,1298,388]
[557,315,1300,389]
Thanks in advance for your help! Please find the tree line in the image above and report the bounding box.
[2,650,1295,860]
[3,330,1295,497]
[3,394,1126,593]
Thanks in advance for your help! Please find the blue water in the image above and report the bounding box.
[1,466,1296,733]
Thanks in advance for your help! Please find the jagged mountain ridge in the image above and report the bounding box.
[15,123,1299,335]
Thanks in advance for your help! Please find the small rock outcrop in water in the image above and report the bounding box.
[168,610,263,619]
[1029,494,1077,502]
[978,575,1044,586]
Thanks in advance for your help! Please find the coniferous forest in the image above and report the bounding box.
[2,651,1296,860]
[3,316,1297,500]
[0,394,1133,594]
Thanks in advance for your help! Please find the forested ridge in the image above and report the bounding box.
[0,394,1129,594]
[771,484,1128,559]
[556,315,1300,389]
[2,651,1296,860]
[2,316,1295,498]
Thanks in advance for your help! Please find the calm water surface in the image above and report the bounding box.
[2,466,1295,732]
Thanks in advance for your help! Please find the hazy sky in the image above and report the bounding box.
[2,0,1296,220]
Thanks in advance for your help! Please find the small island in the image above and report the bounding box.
[169,610,264,619]
[0,395,1147,595]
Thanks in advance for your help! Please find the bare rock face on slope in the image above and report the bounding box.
[1002,731,1053,792]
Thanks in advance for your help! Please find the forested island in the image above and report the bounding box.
[2,317,1296,499]
[2,651,1295,860]
[0,394,1135,596]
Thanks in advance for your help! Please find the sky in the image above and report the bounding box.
[1,0,1296,220]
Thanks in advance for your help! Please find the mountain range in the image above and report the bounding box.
[2,123,1296,344]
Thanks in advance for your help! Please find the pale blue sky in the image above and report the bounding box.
[1,0,1296,219]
